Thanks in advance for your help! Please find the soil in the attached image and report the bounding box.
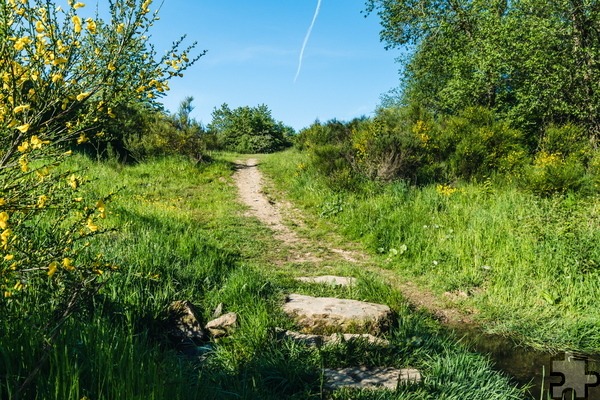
[233,158,474,325]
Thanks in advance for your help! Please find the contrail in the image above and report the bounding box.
[294,0,322,83]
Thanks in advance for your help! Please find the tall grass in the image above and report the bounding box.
[261,149,600,352]
[1,155,527,399]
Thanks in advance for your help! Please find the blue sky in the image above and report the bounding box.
[151,1,401,131]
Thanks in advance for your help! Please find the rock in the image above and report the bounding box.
[282,294,394,335]
[276,328,390,348]
[205,312,239,338]
[276,328,324,347]
[166,300,207,343]
[323,367,421,391]
[296,275,357,287]
[327,333,390,347]
[212,302,224,318]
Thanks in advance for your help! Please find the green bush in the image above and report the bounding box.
[208,103,293,153]
[436,107,526,180]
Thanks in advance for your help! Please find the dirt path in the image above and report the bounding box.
[233,158,473,325]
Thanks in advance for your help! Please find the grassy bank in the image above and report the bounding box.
[1,155,526,399]
[261,149,600,353]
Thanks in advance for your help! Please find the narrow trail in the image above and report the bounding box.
[232,158,470,325]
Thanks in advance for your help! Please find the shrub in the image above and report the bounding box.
[208,103,293,153]
[0,0,202,391]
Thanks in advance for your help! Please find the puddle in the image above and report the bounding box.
[449,325,600,399]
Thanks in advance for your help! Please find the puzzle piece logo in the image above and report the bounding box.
[551,353,600,399]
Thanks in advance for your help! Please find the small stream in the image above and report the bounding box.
[448,325,600,399]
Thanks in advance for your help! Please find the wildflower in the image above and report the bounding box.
[35,20,45,33]
[13,281,23,291]
[30,136,49,149]
[436,184,457,196]
[17,141,29,152]
[96,200,106,218]
[73,2,85,9]
[68,174,79,189]
[72,15,82,33]
[51,73,63,83]
[86,218,98,232]
[62,258,75,271]
[1,229,12,249]
[37,195,49,208]
[16,123,30,133]
[107,62,116,71]
[48,261,58,276]
[18,156,28,172]
[0,198,6,206]
[13,36,31,51]
[0,212,9,229]
[76,92,90,101]
[116,23,125,34]
[4,254,14,261]
[85,18,97,34]
[77,134,88,144]
[13,104,30,114]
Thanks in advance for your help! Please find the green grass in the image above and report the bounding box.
[0,154,527,399]
[260,149,600,353]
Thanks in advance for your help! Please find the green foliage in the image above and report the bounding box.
[365,0,600,139]
[0,0,202,393]
[437,107,526,180]
[208,103,293,154]
[124,97,217,163]
[263,149,600,352]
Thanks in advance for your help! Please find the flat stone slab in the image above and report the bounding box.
[276,328,390,348]
[324,367,421,391]
[296,276,357,287]
[282,294,393,335]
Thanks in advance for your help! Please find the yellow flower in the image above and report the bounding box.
[73,2,85,9]
[51,73,63,83]
[16,123,30,133]
[19,156,29,172]
[107,62,116,71]
[68,174,79,189]
[116,23,125,34]
[4,291,11,298]
[30,136,49,149]
[85,18,97,34]
[86,218,98,232]
[13,36,31,51]
[4,254,14,261]
[17,141,29,153]
[0,212,9,230]
[96,199,106,218]
[77,134,88,144]
[436,184,458,196]
[1,229,12,249]
[71,15,82,33]
[13,104,30,114]
[48,261,58,277]
[76,92,90,101]
[0,198,6,206]
[13,281,23,291]
[62,258,75,271]
[37,195,49,208]
[35,20,45,33]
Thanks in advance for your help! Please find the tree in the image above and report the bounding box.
[365,0,600,139]
[208,103,293,153]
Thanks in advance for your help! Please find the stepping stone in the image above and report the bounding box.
[296,275,357,287]
[276,329,390,348]
[324,367,422,391]
[282,294,394,335]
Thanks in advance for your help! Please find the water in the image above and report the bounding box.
[449,325,600,399]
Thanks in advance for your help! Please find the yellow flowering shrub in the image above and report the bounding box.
[0,0,202,312]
